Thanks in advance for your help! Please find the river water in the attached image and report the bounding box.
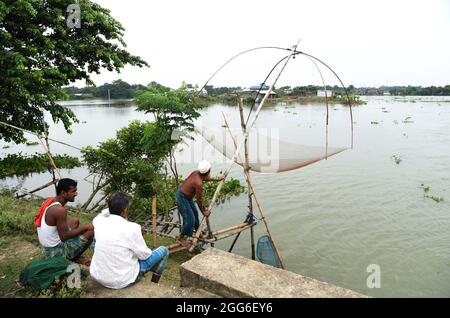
[1,96,449,297]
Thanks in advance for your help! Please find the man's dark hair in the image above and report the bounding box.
[108,192,132,216]
[56,178,77,195]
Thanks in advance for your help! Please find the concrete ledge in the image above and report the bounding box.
[83,275,219,298]
[180,248,367,298]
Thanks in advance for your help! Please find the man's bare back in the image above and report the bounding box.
[180,171,202,199]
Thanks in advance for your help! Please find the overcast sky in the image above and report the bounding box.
[88,0,450,88]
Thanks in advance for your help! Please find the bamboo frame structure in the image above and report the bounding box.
[238,99,256,260]
[189,42,298,255]
[220,111,286,268]
[16,179,57,199]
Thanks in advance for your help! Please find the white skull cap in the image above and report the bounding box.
[198,160,211,174]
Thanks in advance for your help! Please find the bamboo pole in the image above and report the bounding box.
[152,196,157,249]
[16,179,57,199]
[238,98,256,260]
[221,112,286,269]
[204,223,256,243]
[228,231,241,253]
[212,222,250,236]
[37,119,61,180]
[41,119,58,191]
[189,42,298,253]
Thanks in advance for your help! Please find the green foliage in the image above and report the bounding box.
[202,177,246,206]
[0,0,148,143]
[388,85,450,96]
[135,85,204,135]
[82,121,169,198]
[0,153,81,179]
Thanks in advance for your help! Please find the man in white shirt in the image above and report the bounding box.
[90,192,169,289]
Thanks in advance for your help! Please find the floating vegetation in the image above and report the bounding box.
[382,110,389,113]
[420,184,444,203]
[371,121,379,125]
[25,141,39,146]
[2,145,10,149]
[392,155,402,165]
[81,121,87,124]
[425,195,444,203]
[393,120,399,124]
[0,153,82,179]
[421,184,430,193]
[402,117,414,123]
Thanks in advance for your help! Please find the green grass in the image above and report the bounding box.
[143,234,196,287]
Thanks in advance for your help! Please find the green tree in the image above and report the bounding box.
[135,85,204,135]
[0,0,148,143]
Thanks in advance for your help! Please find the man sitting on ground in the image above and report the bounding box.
[35,178,94,265]
[175,160,224,247]
[90,192,169,289]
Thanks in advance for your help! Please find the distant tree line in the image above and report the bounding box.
[63,80,148,99]
[275,85,450,96]
[64,82,450,100]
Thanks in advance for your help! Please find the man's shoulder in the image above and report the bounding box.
[47,203,66,216]
[127,220,142,231]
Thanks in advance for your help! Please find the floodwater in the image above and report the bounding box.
[1,96,449,297]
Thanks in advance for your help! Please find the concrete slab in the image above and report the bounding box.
[180,248,367,298]
[83,275,219,298]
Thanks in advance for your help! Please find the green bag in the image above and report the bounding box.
[19,257,70,290]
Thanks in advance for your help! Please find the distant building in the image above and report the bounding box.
[366,89,379,96]
[242,85,277,99]
[317,90,334,97]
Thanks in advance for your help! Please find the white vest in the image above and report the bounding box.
[37,202,62,247]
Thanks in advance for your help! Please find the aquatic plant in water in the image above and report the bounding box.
[402,117,414,123]
[0,153,82,179]
[392,155,402,165]
[420,184,444,203]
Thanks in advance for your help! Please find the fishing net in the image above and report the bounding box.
[256,235,281,268]
[196,125,347,173]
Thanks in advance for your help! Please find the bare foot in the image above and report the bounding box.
[177,238,192,248]
[73,256,91,267]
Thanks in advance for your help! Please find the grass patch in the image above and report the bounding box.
[143,234,196,287]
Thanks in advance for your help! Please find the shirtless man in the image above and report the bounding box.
[37,178,94,264]
[175,160,224,247]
